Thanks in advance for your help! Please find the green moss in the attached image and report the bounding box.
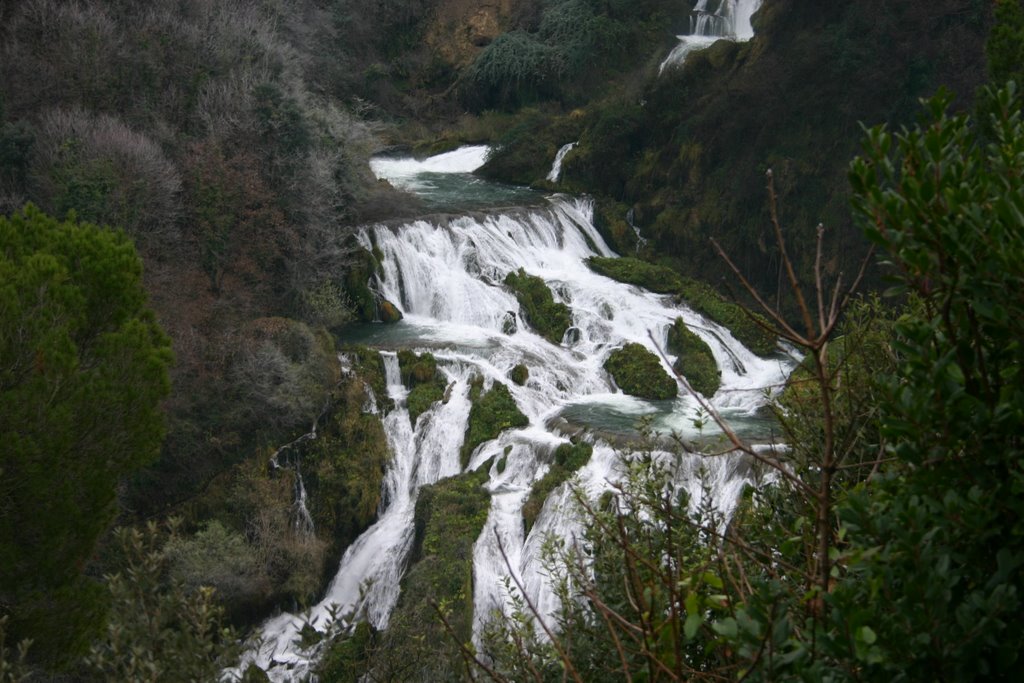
[509,363,529,386]
[306,372,390,565]
[667,318,721,397]
[522,442,593,533]
[592,197,640,255]
[317,621,374,683]
[461,378,529,469]
[604,343,677,400]
[504,268,574,345]
[587,255,682,293]
[347,468,491,681]
[587,256,776,355]
[342,249,382,322]
[397,351,448,424]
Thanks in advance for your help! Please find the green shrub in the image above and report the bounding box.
[604,343,677,400]
[504,268,574,345]
[461,379,529,468]
[666,318,720,396]
[398,351,448,423]
[462,31,560,111]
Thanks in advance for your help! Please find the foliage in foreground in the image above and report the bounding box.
[471,81,1024,681]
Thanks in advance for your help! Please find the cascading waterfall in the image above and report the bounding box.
[660,0,764,73]
[235,151,795,680]
[546,142,578,183]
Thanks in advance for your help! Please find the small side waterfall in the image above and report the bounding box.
[546,142,578,182]
[660,0,763,73]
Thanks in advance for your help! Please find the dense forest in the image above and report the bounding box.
[2,0,1023,681]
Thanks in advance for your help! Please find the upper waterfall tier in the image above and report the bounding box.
[660,0,763,73]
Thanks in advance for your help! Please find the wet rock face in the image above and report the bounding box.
[425,0,521,67]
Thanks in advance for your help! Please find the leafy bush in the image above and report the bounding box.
[504,268,574,345]
[666,317,720,396]
[462,31,561,110]
[85,523,238,682]
[461,378,529,468]
[604,343,677,400]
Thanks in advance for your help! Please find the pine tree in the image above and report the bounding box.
[0,205,173,667]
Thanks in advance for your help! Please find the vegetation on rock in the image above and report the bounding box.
[398,350,449,423]
[319,467,491,682]
[588,256,776,355]
[604,343,677,400]
[667,317,720,397]
[504,267,574,344]
[462,377,530,469]
[509,363,530,386]
[522,441,594,533]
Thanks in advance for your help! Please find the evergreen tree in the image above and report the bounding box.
[987,0,1024,85]
[0,206,173,667]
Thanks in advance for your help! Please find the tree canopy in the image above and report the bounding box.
[0,205,173,665]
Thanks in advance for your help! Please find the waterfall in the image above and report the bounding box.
[234,192,794,680]
[660,0,763,73]
[546,142,578,183]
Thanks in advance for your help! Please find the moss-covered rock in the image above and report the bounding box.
[504,268,573,345]
[604,343,677,400]
[343,248,382,322]
[397,351,448,424]
[587,255,681,293]
[509,363,529,386]
[306,376,389,569]
[461,377,529,469]
[339,468,490,681]
[587,256,776,356]
[592,197,640,256]
[667,318,721,397]
[522,441,593,533]
[379,299,403,323]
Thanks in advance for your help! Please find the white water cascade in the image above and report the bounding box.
[546,142,578,183]
[660,0,763,73]
[236,154,795,680]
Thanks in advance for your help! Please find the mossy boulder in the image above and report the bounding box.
[397,350,448,424]
[587,255,681,293]
[343,248,382,322]
[504,268,573,345]
[522,441,593,533]
[461,378,529,469]
[604,343,677,400]
[587,256,776,356]
[509,363,529,386]
[667,318,721,397]
[379,299,403,323]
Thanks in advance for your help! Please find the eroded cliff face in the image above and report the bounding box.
[424,0,524,67]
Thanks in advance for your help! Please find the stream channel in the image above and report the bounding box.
[236,143,796,681]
